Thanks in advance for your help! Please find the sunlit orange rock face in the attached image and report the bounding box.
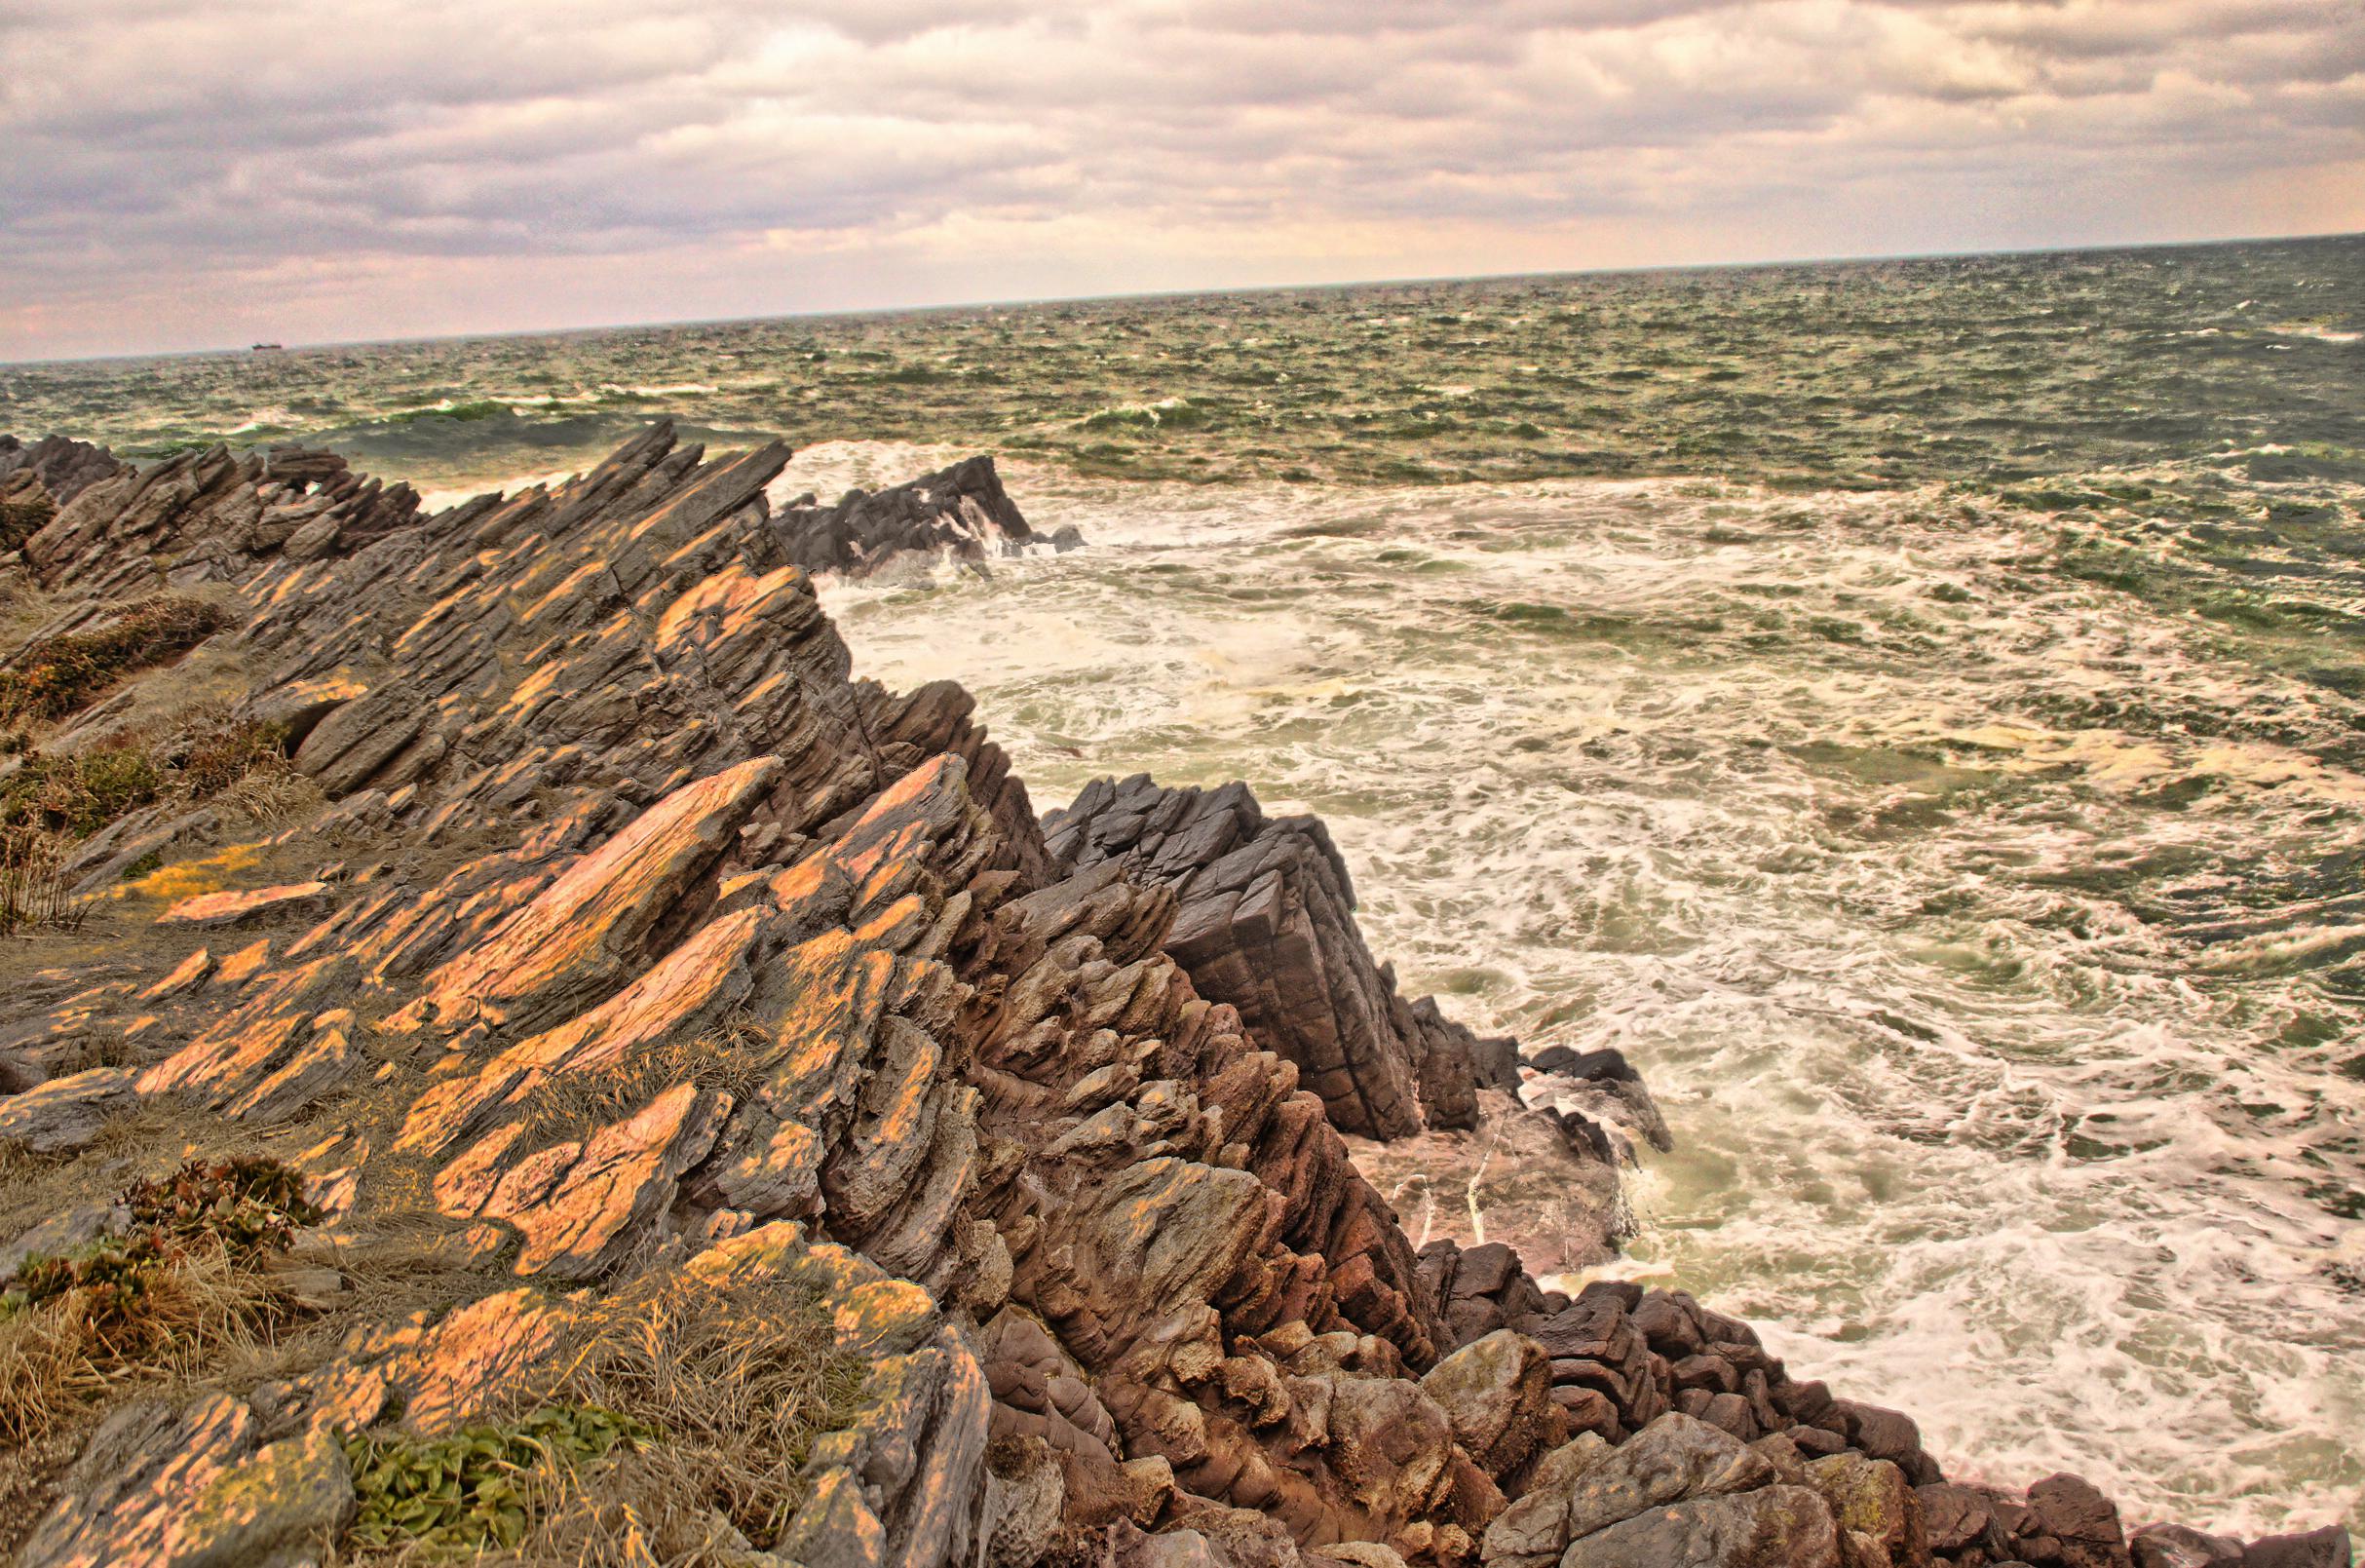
[0,425,2326,1568]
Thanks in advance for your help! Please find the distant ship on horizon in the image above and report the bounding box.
[250,341,285,352]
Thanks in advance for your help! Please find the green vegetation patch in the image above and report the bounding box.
[344,1405,652,1556]
[0,596,233,726]
[4,1157,321,1333]
[0,716,297,841]
[0,746,165,837]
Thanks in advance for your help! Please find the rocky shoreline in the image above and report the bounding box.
[0,426,2346,1568]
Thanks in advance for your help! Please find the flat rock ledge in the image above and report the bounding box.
[0,426,2342,1568]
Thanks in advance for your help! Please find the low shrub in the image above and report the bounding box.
[0,596,233,726]
[122,1154,324,1253]
[0,496,55,555]
[343,1405,652,1556]
[0,716,299,846]
[0,746,166,837]
[0,1156,321,1448]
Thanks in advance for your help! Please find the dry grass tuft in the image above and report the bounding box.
[0,1155,321,1451]
[0,827,89,937]
[0,495,55,555]
[0,709,306,851]
[329,1271,866,1567]
[511,1015,766,1157]
[492,1273,868,1565]
[0,596,234,726]
[0,1243,304,1450]
[211,762,323,826]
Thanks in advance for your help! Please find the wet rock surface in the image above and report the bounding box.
[0,425,2342,1568]
[774,453,1051,579]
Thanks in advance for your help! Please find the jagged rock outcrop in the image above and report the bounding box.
[774,453,1059,578]
[1045,776,1518,1137]
[0,435,125,514]
[0,426,2343,1568]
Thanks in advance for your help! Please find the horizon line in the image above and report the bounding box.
[7,225,2360,371]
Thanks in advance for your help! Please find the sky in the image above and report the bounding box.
[1,0,2359,362]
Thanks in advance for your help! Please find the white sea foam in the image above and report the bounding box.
[820,450,2365,1540]
[2267,325,2363,345]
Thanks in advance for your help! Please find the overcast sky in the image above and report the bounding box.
[2,0,2358,361]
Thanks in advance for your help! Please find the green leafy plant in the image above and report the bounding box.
[342,1405,653,1555]
[0,1154,320,1450]
[122,1155,323,1253]
[1,1156,318,1339]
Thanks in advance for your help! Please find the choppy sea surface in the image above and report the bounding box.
[7,236,2363,1537]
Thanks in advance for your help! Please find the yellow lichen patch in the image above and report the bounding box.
[765,933,894,1088]
[828,1279,937,1358]
[111,841,268,904]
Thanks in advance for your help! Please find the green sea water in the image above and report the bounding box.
[5,234,2363,1538]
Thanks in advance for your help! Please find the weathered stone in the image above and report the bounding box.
[0,1065,136,1154]
[1562,1413,1775,1542]
[1421,1328,1556,1480]
[2129,1522,2246,1568]
[1560,1484,1843,1568]
[156,881,333,930]
[0,1201,120,1282]
[394,755,783,1039]
[1801,1452,1924,1567]
[1830,1399,1940,1487]
[455,1081,726,1279]
[1480,1434,1609,1566]
[1047,775,1514,1136]
[1919,1483,2008,1557]
[774,454,1048,577]
[19,1396,356,1568]
[2024,1472,2134,1568]
[2244,1526,2354,1568]
[980,1435,1069,1568]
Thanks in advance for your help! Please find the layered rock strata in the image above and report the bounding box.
[1045,776,1519,1138]
[0,428,2344,1568]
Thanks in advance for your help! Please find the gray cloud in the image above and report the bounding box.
[1,0,2358,358]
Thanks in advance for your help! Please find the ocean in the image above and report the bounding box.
[5,234,2361,1536]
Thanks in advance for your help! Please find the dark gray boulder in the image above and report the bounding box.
[774,453,1053,577]
[1044,773,1516,1136]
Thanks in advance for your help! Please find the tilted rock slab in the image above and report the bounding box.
[1046,775,1516,1138]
